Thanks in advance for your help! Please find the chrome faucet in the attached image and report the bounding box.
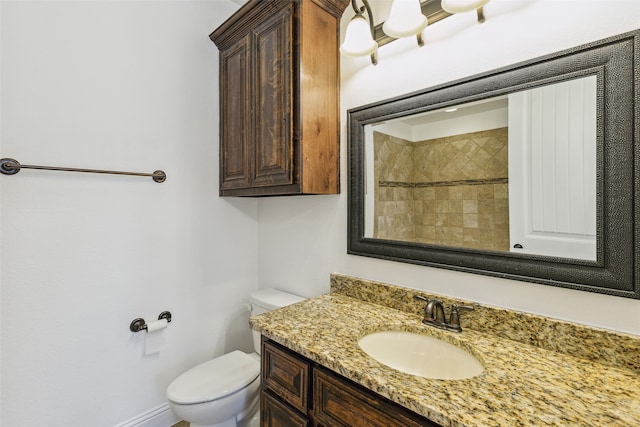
[414,295,475,332]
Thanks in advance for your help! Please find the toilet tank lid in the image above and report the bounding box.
[166,351,259,404]
[249,288,305,310]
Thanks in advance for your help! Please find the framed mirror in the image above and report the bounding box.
[347,30,640,299]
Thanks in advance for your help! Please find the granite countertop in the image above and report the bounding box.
[249,275,640,427]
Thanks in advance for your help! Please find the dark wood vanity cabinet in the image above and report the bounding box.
[210,0,346,196]
[261,338,441,427]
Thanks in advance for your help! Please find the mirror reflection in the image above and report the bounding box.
[364,75,597,260]
[348,30,639,298]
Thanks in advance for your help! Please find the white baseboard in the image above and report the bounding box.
[113,402,179,427]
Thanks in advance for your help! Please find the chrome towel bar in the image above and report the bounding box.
[0,157,166,183]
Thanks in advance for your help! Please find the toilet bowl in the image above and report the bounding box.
[167,289,305,427]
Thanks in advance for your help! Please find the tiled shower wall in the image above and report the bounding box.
[374,128,510,251]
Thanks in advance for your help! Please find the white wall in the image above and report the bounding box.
[0,1,258,426]
[257,0,640,334]
[2,2,639,426]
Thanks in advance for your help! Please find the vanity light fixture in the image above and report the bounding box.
[441,0,491,22]
[340,0,378,65]
[341,0,491,65]
[383,0,428,47]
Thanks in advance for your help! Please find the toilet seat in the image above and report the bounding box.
[167,350,260,405]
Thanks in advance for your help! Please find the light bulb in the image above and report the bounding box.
[341,15,378,57]
[383,0,428,39]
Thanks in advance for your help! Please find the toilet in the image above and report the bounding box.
[166,288,305,427]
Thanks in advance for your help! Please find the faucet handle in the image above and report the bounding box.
[413,294,429,303]
[449,304,475,331]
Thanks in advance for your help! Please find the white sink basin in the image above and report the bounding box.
[358,331,484,380]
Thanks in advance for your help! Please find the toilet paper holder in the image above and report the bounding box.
[129,311,172,332]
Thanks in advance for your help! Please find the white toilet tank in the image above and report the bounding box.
[249,288,305,354]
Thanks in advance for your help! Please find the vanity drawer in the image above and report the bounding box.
[313,367,439,427]
[261,339,311,414]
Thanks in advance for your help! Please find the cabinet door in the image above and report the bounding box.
[251,3,295,188]
[313,368,440,427]
[219,34,252,191]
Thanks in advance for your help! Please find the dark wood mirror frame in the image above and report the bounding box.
[347,29,640,299]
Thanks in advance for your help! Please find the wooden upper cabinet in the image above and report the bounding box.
[210,0,348,196]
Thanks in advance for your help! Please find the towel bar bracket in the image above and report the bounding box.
[0,158,19,175]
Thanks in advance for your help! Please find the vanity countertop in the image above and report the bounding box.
[249,275,640,427]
